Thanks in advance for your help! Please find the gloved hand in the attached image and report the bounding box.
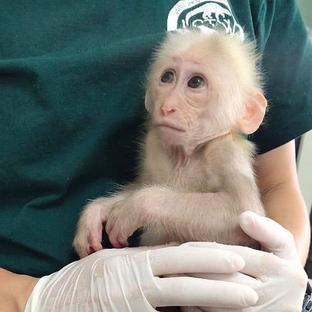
[24,244,258,312]
[182,211,308,312]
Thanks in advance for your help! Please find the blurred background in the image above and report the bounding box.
[299,0,312,28]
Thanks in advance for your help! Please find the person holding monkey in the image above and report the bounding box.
[0,1,311,311]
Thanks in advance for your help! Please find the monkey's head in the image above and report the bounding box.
[145,31,267,155]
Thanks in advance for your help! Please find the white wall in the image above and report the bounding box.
[299,0,312,28]
[297,1,312,211]
[297,130,312,212]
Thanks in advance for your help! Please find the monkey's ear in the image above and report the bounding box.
[238,90,267,134]
[144,88,152,113]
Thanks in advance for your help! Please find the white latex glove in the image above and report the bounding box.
[182,211,308,312]
[24,245,259,312]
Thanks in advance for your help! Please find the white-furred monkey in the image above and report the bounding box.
[73,30,267,258]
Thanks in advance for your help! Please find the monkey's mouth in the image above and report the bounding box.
[154,123,186,132]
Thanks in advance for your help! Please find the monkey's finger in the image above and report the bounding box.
[105,207,125,235]
[108,224,133,248]
[239,211,298,261]
[105,215,120,247]
[106,212,132,234]
[149,276,258,308]
[89,239,103,254]
[73,234,95,258]
[108,217,139,248]
[109,235,124,248]
[115,233,129,248]
[74,244,88,258]
[106,227,127,249]
[105,216,115,234]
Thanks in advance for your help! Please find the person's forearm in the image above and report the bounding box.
[0,268,38,312]
[255,141,311,264]
[261,180,310,264]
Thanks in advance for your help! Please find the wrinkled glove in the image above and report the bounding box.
[183,211,308,312]
[24,245,258,312]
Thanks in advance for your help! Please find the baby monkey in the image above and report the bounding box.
[73,30,267,258]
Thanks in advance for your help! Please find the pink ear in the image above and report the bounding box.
[144,87,152,113]
[238,89,267,134]
[144,93,151,113]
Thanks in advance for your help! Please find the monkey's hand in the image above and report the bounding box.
[73,194,126,258]
[105,188,166,248]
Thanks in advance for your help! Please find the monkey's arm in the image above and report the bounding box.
[255,140,310,264]
[105,181,263,248]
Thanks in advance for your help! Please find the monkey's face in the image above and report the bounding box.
[145,51,243,154]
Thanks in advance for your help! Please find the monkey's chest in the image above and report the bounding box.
[148,161,220,193]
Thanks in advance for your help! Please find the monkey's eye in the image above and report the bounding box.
[160,70,175,83]
[187,76,205,89]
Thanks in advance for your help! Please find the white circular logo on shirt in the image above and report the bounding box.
[167,0,245,40]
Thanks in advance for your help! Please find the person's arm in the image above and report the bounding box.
[0,268,38,312]
[255,139,310,263]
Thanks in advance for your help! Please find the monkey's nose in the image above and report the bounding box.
[160,106,176,117]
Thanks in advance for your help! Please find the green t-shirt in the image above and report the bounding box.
[1,0,311,277]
